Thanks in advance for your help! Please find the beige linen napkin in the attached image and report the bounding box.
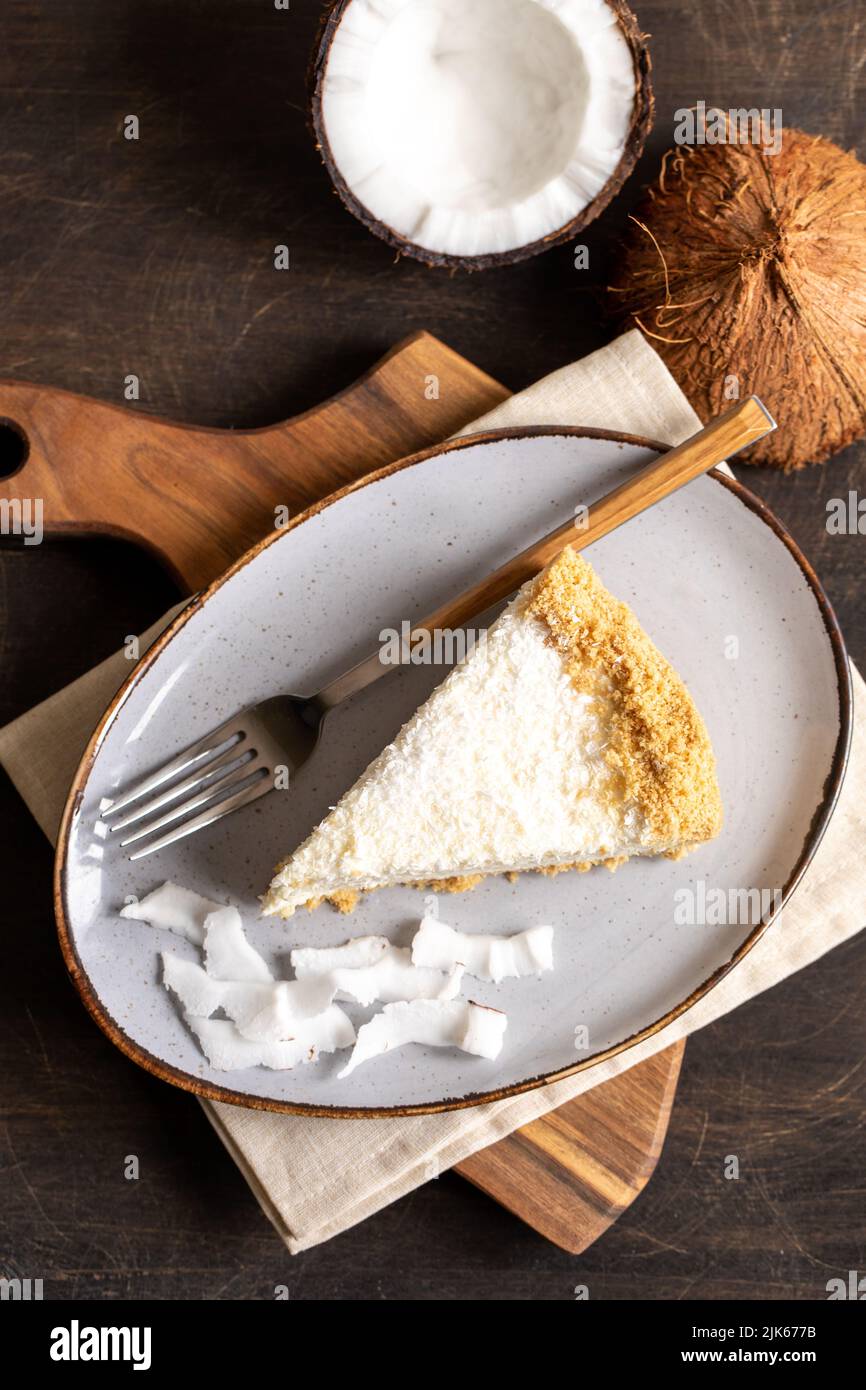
[2,330,863,1254]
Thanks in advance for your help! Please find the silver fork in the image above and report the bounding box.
[102,398,776,859]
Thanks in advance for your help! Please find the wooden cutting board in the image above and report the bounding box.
[0,330,684,1254]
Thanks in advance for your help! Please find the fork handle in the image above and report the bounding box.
[316,396,775,712]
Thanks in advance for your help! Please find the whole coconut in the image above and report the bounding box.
[609,129,866,469]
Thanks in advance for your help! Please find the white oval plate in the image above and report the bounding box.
[55,429,852,1116]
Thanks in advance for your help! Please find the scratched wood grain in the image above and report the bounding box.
[0,0,865,1300]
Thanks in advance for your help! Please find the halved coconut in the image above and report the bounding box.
[311,0,653,268]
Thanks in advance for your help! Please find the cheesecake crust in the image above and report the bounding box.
[309,858,629,914]
[304,889,361,914]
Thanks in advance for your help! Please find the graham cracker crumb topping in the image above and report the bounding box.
[527,547,722,845]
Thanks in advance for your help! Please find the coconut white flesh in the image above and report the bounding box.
[232,982,343,1043]
[320,0,636,258]
[119,881,224,945]
[162,954,339,1042]
[291,936,465,1005]
[338,999,507,1079]
[202,906,273,982]
[291,935,391,976]
[411,917,554,983]
[329,955,464,1006]
[186,1013,355,1072]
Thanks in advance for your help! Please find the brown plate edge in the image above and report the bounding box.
[52,426,855,1119]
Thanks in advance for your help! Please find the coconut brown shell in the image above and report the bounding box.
[310,0,653,271]
[609,129,866,469]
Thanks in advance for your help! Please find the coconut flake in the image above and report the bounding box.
[338,999,507,1079]
[329,952,464,1006]
[411,916,553,983]
[291,935,464,1005]
[119,881,223,945]
[186,1012,355,1072]
[128,886,521,1083]
[229,982,341,1043]
[291,935,391,976]
[202,906,272,982]
[162,953,228,1016]
[162,954,337,1042]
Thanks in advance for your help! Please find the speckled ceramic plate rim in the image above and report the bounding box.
[53,426,854,1118]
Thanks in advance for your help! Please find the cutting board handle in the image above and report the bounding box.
[0,332,508,591]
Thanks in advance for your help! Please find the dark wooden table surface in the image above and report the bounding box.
[2,0,864,1301]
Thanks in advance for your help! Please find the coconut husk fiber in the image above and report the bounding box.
[609,128,866,469]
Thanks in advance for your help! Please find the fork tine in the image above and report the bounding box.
[106,743,254,832]
[100,715,247,819]
[127,775,275,861]
[118,758,270,848]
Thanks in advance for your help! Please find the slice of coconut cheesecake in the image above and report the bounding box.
[262,548,722,918]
